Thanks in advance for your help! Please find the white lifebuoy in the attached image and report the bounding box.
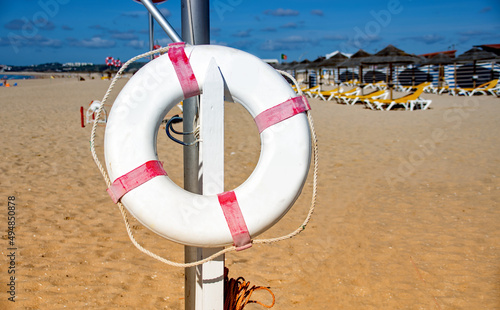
[104,44,311,248]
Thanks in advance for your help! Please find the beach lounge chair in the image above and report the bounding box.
[340,79,359,87]
[433,84,451,95]
[292,85,308,92]
[308,86,343,100]
[439,85,449,95]
[450,80,499,96]
[364,85,431,111]
[331,88,361,101]
[399,82,432,93]
[467,79,499,96]
[292,85,308,96]
[303,86,321,98]
[364,81,387,90]
[339,89,388,105]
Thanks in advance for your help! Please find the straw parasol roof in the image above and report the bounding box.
[317,53,348,68]
[423,53,455,65]
[293,59,311,70]
[337,49,372,68]
[454,47,499,87]
[352,49,372,58]
[307,56,327,69]
[362,44,421,65]
[361,45,422,99]
[280,61,298,70]
[422,53,454,88]
[454,47,498,63]
[474,44,500,56]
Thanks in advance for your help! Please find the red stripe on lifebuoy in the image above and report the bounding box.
[107,160,167,203]
[168,42,201,99]
[254,95,311,133]
[217,191,252,251]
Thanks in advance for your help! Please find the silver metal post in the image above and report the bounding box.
[140,0,182,43]
[148,12,154,60]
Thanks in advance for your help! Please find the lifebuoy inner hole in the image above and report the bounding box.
[156,101,261,192]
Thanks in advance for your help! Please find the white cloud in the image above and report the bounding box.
[280,22,297,29]
[323,34,347,41]
[232,29,252,38]
[263,8,299,17]
[125,40,145,49]
[311,9,324,16]
[68,36,116,48]
[111,30,138,41]
[121,8,170,18]
[260,36,313,51]
[1,34,62,49]
[121,10,147,18]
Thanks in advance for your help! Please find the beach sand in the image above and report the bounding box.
[0,78,499,309]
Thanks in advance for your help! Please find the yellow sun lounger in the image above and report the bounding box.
[303,86,321,98]
[452,79,499,96]
[331,88,361,101]
[398,82,433,93]
[339,89,388,105]
[308,86,344,100]
[292,85,309,93]
[364,81,387,90]
[340,79,360,87]
[364,85,431,111]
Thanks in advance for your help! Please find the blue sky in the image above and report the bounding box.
[1,0,499,65]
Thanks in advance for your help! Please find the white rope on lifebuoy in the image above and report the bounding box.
[90,45,318,268]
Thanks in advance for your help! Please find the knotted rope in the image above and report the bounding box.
[224,268,275,309]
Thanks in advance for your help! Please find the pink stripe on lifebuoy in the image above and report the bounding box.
[217,191,252,251]
[254,95,311,133]
[107,160,167,203]
[168,42,201,99]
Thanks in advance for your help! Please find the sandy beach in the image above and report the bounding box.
[0,77,499,309]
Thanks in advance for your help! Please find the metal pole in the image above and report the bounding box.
[181,0,211,309]
[149,12,154,60]
[140,0,182,43]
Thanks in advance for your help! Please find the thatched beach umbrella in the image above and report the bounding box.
[454,47,498,87]
[319,52,348,68]
[362,44,422,99]
[423,53,454,88]
[292,59,312,73]
[424,53,454,65]
[308,56,326,68]
[317,53,348,84]
[337,49,371,86]
[362,44,420,64]
[283,60,298,70]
